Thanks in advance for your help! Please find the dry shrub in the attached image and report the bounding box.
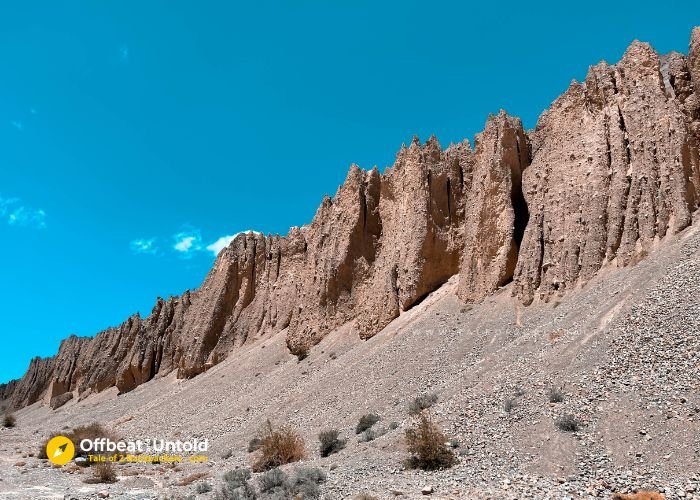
[355,413,380,434]
[547,330,563,342]
[39,422,117,460]
[3,413,16,428]
[196,481,213,494]
[178,471,210,485]
[218,468,255,499]
[84,462,117,483]
[404,414,456,470]
[251,420,305,472]
[504,398,514,413]
[408,393,438,415]
[318,429,345,457]
[548,387,565,403]
[247,437,262,453]
[555,414,580,432]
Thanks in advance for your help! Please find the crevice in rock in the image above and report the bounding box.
[275,250,281,280]
[618,107,632,166]
[512,173,530,251]
[446,177,452,224]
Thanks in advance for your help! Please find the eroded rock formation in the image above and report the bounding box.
[457,112,530,302]
[513,40,700,304]
[3,28,699,410]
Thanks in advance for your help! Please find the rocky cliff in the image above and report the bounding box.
[2,28,699,410]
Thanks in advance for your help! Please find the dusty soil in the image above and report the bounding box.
[1,225,699,500]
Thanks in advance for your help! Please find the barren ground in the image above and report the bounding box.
[1,224,699,500]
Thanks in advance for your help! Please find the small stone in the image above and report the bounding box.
[421,485,434,495]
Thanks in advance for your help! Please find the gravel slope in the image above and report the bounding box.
[1,224,699,500]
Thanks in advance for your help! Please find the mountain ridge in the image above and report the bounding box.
[2,27,699,411]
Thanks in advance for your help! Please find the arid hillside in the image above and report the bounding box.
[2,28,700,412]
[1,27,700,500]
[1,188,698,499]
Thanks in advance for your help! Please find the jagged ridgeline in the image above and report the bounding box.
[2,28,699,410]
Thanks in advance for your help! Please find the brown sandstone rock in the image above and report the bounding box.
[457,112,530,302]
[513,40,700,304]
[3,28,700,410]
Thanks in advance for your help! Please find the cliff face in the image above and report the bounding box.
[513,40,700,304]
[457,113,530,302]
[3,29,699,410]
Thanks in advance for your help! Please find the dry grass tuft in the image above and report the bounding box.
[355,413,380,434]
[251,420,305,472]
[39,422,118,460]
[83,462,117,483]
[548,387,565,403]
[404,414,456,470]
[318,429,346,457]
[408,393,438,415]
[547,330,563,342]
[3,413,16,428]
[555,414,580,432]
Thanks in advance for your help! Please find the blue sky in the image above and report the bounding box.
[1,1,698,383]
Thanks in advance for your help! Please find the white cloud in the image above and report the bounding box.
[205,230,260,256]
[0,196,46,229]
[173,230,202,257]
[130,238,158,255]
[10,121,23,131]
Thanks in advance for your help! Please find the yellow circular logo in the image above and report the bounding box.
[46,435,75,465]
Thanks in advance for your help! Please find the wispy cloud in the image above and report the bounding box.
[131,228,260,259]
[173,230,203,258]
[0,196,46,229]
[10,121,23,131]
[130,238,158,255]
[206,230,259,256]
[119,44,129,62]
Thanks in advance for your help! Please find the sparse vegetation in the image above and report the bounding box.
[548,330,563,342]
[548,387,565,403]
[408,392,438,415]
[555,414,580,432]
[355,413,380,434]
[287,467,326,499]
[84,462,117,483]
[504,398,515,413]
[258,467,287,493]
[218,468,256,500]
[513,386,525,397]
[196,481,213,493]
[39,422,116,460]
[251,420,305,472]
[3,412,16,428]
[296,347,309,362]
[247,437,262,453]
[253,466,326,499]
[318,429,345,457]
[404,414,456,470]
[388,421,399,430]
[221,448,233,459]
[359,426,387,443]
